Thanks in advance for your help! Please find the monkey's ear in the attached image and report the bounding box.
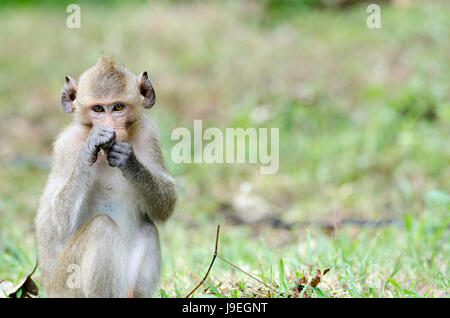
[61,76,78,113]
[137,71,156,109]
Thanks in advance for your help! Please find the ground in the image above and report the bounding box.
[0,0,448,297]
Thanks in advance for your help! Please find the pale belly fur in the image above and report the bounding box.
[85,153,140,241]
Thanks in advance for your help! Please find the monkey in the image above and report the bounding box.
[35,55,176,297]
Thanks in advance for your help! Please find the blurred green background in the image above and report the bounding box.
[0,0,448,297]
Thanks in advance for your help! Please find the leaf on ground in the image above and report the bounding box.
[2,262,39,298]
[292,275,308,298]
[0,280,15,298]
[310,267,330,287]
[293,267,331,298]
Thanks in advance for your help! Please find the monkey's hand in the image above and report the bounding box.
[108,141,175,222]
[107,141,135,169]
[80,125,116,166]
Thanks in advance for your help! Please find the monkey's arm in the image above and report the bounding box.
[107,141,176,222]
[40,125,117,237]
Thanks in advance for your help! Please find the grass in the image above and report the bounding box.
[159,193,449,297]
[0,0,449,297]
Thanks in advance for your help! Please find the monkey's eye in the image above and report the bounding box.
[92,105,104,113]
[112,104,125,112]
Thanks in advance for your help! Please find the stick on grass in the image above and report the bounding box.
[185,225,220,298]
[185,224,281,298]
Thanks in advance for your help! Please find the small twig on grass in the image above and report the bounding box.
[185,224,282,298]
[185,225,220,298]
[215,254,279,295]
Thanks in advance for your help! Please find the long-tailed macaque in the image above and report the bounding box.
[35,55,176,297]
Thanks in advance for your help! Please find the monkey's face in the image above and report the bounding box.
[61,56,156,141]
[80,99,140,142]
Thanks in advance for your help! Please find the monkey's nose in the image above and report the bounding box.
[104,119,115,127]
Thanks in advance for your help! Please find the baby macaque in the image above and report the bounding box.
[35,55,176,297]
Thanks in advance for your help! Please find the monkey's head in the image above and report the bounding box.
[61,55,155,141]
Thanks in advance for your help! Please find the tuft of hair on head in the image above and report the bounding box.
[90,54,127,98]
[96,54,117,74]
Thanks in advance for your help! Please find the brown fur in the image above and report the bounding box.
[76,55,140,108]
[35,57,175,298]
[91,55,127,98]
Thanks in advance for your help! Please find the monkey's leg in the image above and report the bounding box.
[49,214,127,298]
[126,221,161,297]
